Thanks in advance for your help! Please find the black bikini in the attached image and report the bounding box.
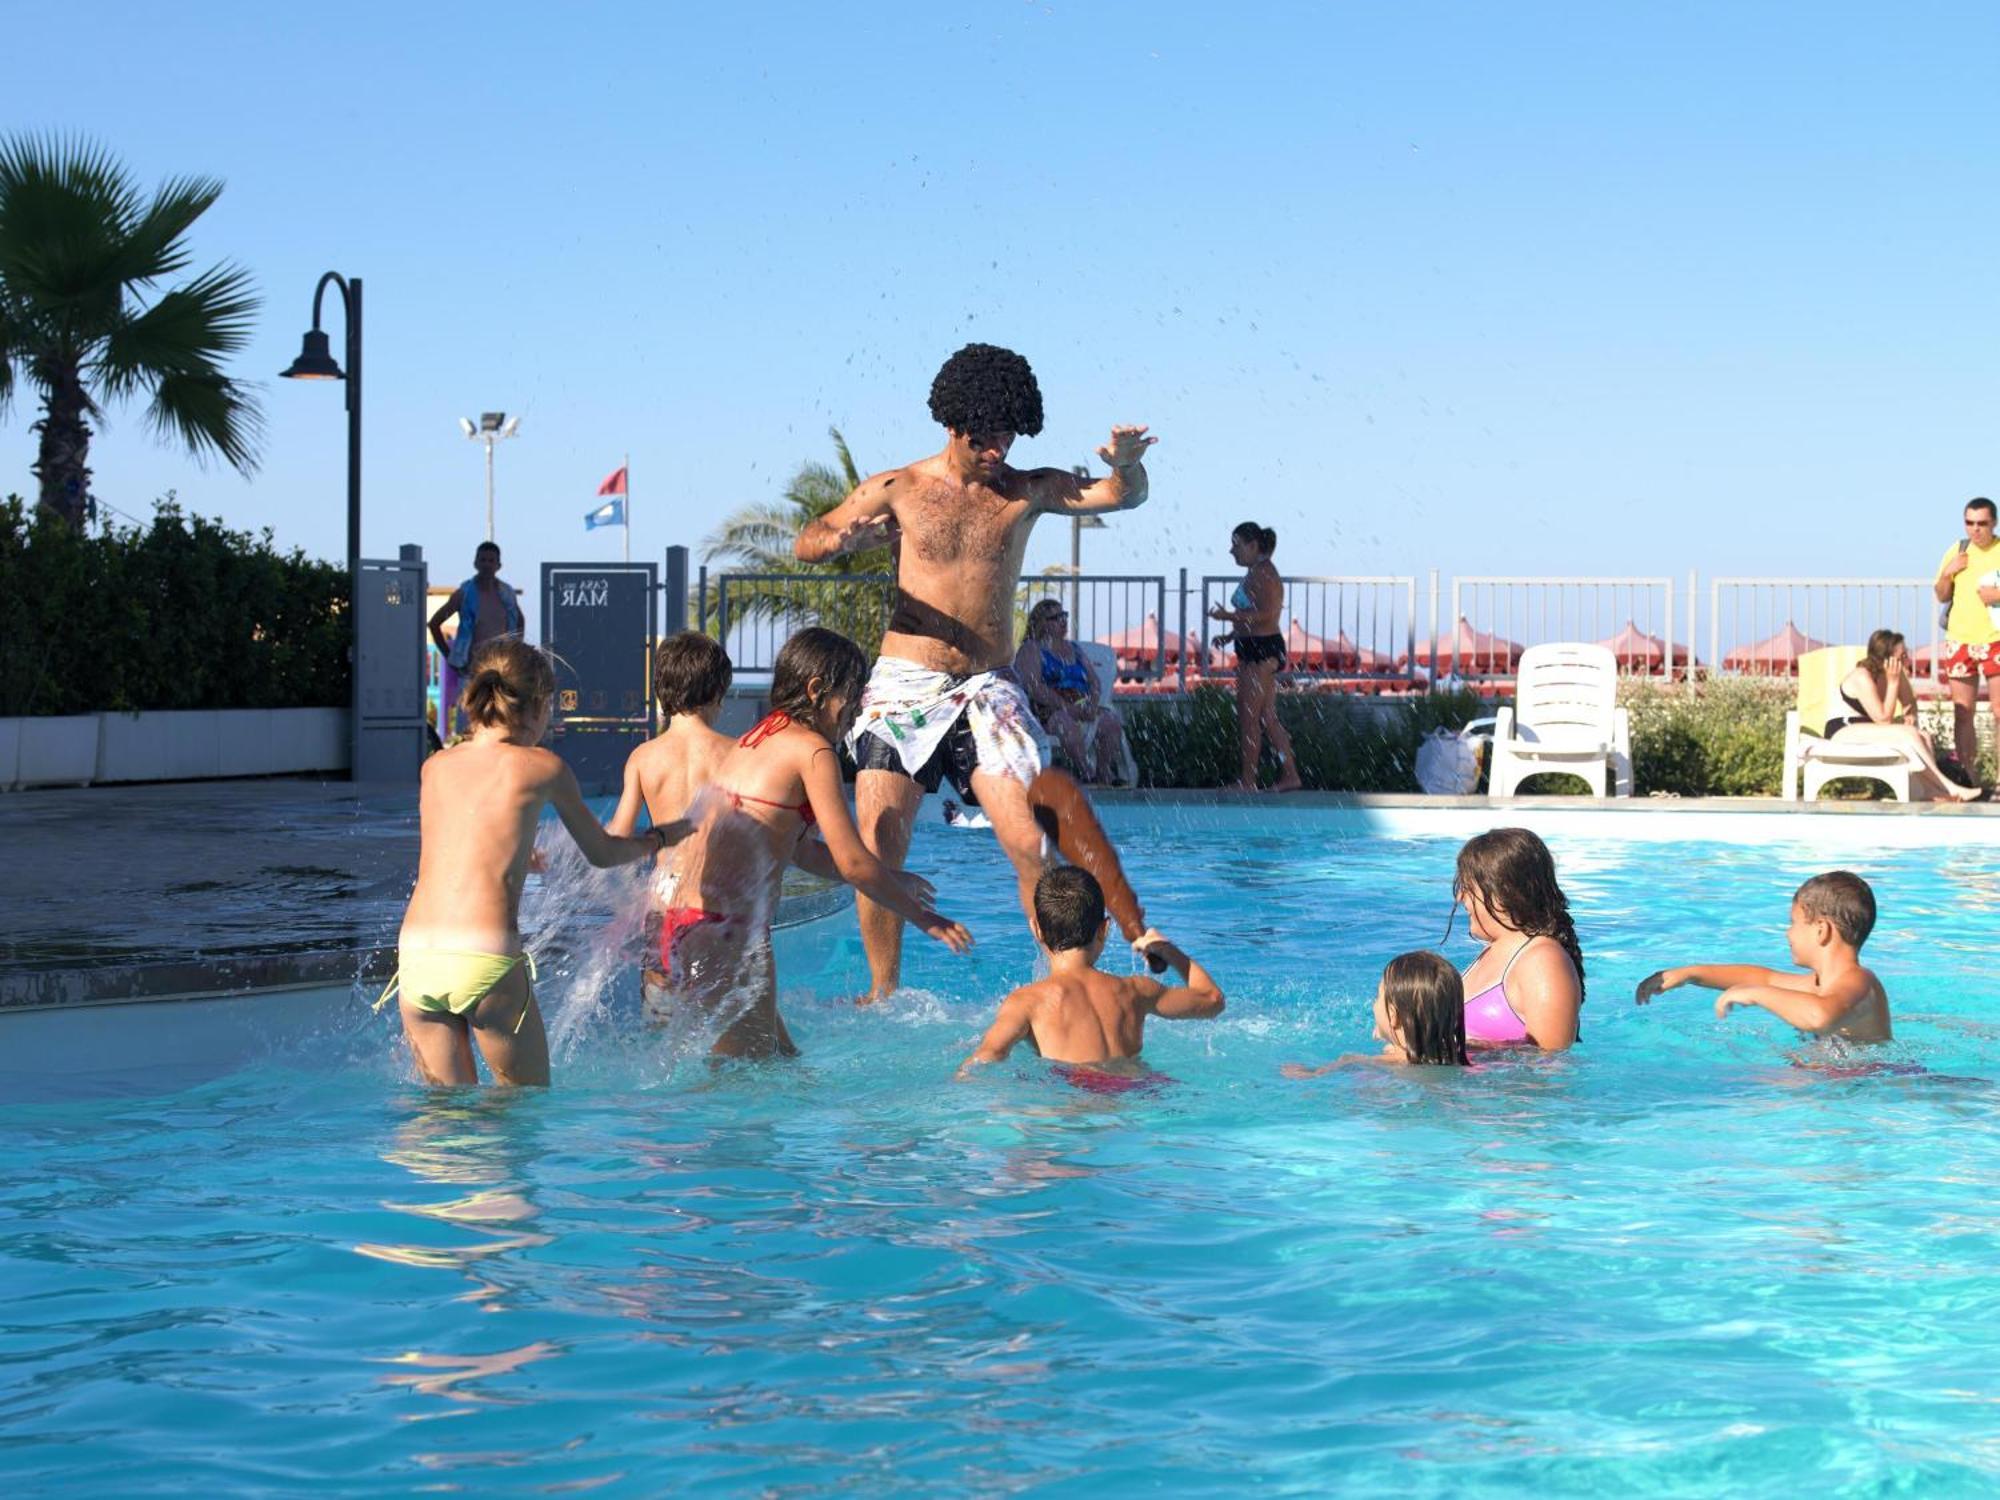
[1822,689,1872,741]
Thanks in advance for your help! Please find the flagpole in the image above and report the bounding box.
[622,451,631,564]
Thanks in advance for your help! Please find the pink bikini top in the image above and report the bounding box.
[1463,937,1539,1045]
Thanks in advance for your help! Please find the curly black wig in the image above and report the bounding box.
[927,343,1044,437]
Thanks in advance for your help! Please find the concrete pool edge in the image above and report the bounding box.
[1083,789,2000,846]
[0,882,856,1015]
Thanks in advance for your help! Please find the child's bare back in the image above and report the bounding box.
[1004,968,1162,1065]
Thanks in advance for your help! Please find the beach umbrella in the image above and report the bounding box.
[1721,621,1825,673]
[1595,620,1694,674]
[1098,613,1200,668]
[1402,617,1523,673]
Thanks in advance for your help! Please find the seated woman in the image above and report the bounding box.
[1014,598,1129,786]
[1826,629,1984,803]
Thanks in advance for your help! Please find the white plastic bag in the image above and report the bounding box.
[1415,727,1482,796]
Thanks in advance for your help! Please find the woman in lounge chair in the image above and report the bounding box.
[1208,522,1302,791]
[1826,629,1985,802]
[1015,598,1129,786]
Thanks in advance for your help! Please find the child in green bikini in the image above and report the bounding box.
[383,638,680,1086]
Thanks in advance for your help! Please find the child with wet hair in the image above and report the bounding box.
[1636,870,1891,1043]
[384,638,684,1087]
[1284,950,1471,1074]
[958,866,1224,1084]
[659,627,972,1057]
[608,631,738,839]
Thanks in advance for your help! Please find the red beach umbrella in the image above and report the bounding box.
[1594,620,1694,674]
[1402,617,1523,673]
[1721,621,1826,674]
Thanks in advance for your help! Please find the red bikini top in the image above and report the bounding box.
[723,711,816,824]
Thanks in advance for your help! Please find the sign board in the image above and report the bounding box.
[541,562,657,792]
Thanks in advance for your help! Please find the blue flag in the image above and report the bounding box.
[584,497,625,531]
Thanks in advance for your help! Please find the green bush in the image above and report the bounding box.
[1124,686,1487,790]
[1620,676,1791,797]
[0,494,348,716]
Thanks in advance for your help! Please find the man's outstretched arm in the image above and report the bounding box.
[795,470,901,563]
[1029,425,1157,516]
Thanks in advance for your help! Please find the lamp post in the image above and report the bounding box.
[459,411,520,542]
[280,272,362,776]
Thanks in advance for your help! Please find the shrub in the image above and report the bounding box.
[1620,676,1791,797]
[1124,686,1487,790]
[0,494,348,716]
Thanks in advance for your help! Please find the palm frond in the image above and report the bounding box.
[144,369,263,474]
[828,425,861,489]
[113,173,226,286]
[97,262,260,401]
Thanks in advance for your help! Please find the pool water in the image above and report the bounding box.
[5,810,2000,1495]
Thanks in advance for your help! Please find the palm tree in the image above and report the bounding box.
[0,136,262,528]
[702,427,897,653]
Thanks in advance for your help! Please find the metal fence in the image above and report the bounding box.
[1193,574,1420,687]
[699,569,1171,677]
[1707,578,1942,678]
[1448,576,1680,682]
[692,564,1959,689]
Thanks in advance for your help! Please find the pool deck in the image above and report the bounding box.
[1,776,1991,1010]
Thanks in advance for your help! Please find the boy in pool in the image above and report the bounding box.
[957,866,1224,1081]
[1635,870,1891,1043]
[608,632,739,840]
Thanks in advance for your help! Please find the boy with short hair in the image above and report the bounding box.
[1635,871,1891,1043]
[607,632,737,838]
[958,866,1224,1079]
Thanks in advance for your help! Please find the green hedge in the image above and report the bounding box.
[0,494,349,716]
[1124,686,1488,790]
[1122,677,1852,796]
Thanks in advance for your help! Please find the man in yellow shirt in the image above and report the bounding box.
[1934,496,2000,777]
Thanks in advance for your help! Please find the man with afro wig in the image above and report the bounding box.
[796,343,1156,1001]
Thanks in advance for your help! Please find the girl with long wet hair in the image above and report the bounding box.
[1451,828,1585,1051]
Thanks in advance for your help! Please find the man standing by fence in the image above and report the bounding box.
[1934,497,2000,780]
[794,343,1155,1000]
[428,541,527,737]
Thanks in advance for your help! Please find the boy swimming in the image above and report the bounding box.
[957,866,1223,1080]
[659,627,971,1057]
[1635,870,1891,1043]
[1283,950,1471,1074]
[384,639,680,1086]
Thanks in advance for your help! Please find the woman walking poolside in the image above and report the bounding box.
[1208,521,1301,791]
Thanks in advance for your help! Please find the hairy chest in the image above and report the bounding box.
[897,484,1032,567]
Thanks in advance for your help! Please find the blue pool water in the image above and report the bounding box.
[5,809,2000,1495]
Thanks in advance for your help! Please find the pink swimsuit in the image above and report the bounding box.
[1463,938,1537,1045]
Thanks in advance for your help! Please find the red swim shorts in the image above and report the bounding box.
[1941,640,2000,681]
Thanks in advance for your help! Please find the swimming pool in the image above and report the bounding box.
[4,805,1998,1494]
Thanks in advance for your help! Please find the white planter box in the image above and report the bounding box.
[1,709,350,789]
[15,716,100,788]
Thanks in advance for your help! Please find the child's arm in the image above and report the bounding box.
[1131,931,1225,1019]
[605,745,648,837]
[801,745,971,952]
[958,990,1036,1077]
[547,761,685,867]
[1715,970,1871,1034]
[1635,964,1787,1003]
[790,835,938,909]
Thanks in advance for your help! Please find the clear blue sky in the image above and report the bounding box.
[7,1,1998,599]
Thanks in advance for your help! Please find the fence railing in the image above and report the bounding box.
[692,564,1961,687]
[1192,574,1420,688]
[1708,578,1942,678]
[1450,576,1679,681]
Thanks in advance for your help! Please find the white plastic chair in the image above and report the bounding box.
[1488,644,1633,798]
[1073,641,1140,786]
[1783,647,1917,801]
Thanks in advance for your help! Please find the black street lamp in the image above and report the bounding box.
[281,272,363,774]
[280,273,362,575]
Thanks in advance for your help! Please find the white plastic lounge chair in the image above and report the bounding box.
[1487,644,1633,798]
[1783,647,1919,801]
